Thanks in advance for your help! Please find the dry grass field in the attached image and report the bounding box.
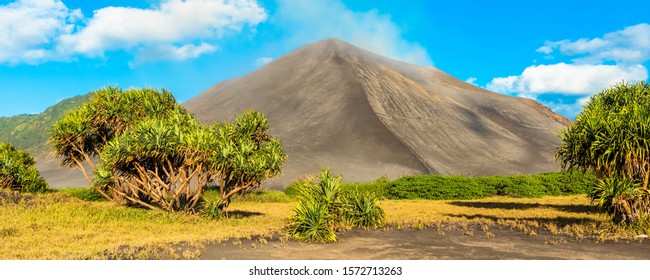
[3,189,640,260]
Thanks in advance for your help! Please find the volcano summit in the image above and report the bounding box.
[184,38,569,186]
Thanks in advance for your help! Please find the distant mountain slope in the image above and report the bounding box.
[0,94,90,155]
[184,38,569,187]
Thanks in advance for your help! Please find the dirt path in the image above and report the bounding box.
[199,227,650,260]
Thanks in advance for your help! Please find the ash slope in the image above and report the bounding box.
[184,38,569,186]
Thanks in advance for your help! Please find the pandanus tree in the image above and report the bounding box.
[556,81,650,224]
[209,110,286,211]
[96,110,285,212]
[51,86,285,213]
[50,86,180,201]
[95,110,217,212]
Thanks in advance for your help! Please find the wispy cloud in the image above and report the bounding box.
[274,0,432,66]
[537,23,650,65]
[131,42,218,66]
[255,57,273,67]
[465,77,478,85]
[0,0,266,65]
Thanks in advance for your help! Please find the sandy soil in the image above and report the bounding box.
[198,227,650,260]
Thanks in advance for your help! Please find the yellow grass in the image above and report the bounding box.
[0,191,637,259]
[383,195,605,224]
[0,192,293,259]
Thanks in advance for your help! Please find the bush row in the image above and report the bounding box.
[286,171,596,201]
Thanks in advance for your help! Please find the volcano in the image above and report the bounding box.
[183,38,569,186]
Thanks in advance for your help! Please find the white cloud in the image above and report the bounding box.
[0,0,266,65]
[487,63,648,95]
[58,0,266,60]
[131,42,217,66]
[535,45,553,55]
[538,23,650,65]
[0,0,81,64]
[486,76,519,94]
[487,24,650,118]
[274,0,432,66]
[255,57,273,67]
[465,77,477,85]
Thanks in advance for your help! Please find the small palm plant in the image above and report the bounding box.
[290,198,337,242]
[289,169,343,242]
[342,189,385,228]
[289,168,386,242]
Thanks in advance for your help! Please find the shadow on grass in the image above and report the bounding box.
[225,210,264,219]
[445,213,601,227]
[449,201,597,214]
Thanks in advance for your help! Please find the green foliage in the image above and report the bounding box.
[58,187,107,202]
[50,87,181,184]
[288,169,342,242]
[288,176,390,198]
[590,177,649,224]
[50,87,286,214]
[200,197,227,219]
[284,180,305,197]
[341,189,385,228]
[0,142,48,193]
[388,175,493,200]
[0,94,90,155]
[293,172,593,202]
[377,171,594,200]
[290,199,337,242]
[341,176,390,198]
[289,168,386,242]
[209,110,286,210]
[98,109,212,212]
[556,81,650,224]
[234,190,294,203]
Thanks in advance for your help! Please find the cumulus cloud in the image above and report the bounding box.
[488,23,650,118]
[274,0,432,66]
[538,23,650,65]
[255,57,273,67]
[0,0,81,64]
[58,0,266,59]
[486,63,648,95]
[0,0,266,65]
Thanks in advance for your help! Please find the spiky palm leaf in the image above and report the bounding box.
[556,81,650,224]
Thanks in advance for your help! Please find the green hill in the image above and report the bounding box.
[0,94,90,155]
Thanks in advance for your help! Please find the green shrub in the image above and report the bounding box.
[384,171,595,200]
[341,176,390,198]
[0,142,48,193]
[342,189,385,228]
[387,175,496,200]
[288,168,386,242]
[200,197,227,219]
[289,199,337,242]
[283,180,302,197]
[58,187,107,201]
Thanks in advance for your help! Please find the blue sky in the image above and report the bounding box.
[1,0,649,119]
